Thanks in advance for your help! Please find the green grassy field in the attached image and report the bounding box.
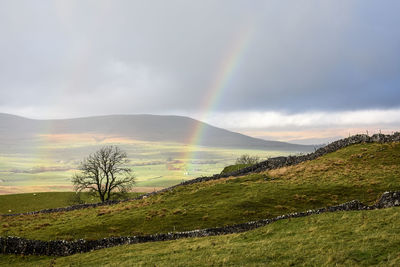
[0,139,286,193]
[1,207,399,266]
[0,192,143,214]
[1,142,399,241]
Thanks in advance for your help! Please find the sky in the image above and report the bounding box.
[0,0,399,144]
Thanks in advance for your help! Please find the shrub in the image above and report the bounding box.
[235,154,260,165]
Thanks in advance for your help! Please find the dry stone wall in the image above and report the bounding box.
[1,191,399,256]
[185,133,400,182]
[3,132,400,217]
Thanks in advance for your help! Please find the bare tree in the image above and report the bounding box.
[72,146,135,202]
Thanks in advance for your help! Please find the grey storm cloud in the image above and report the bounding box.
[0,0,400,118]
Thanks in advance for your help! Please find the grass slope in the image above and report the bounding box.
[1,142,399,241]
[1,207,399,266]
[220,163,252,174]
[0,192,143,214]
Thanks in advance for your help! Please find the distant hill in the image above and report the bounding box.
[0,113,313,151]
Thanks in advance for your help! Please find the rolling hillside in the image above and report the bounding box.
[0,113,315,192]
[0,113,313,151]
[0,138,400,266]
[1,142,399,241]
[2,207,399,266]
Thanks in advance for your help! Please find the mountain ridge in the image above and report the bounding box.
[0,113,313,151]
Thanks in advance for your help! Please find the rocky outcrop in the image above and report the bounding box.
[1,191,399,256]
[374,191,400,208]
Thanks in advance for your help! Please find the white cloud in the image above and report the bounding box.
[197,108,400,144]
[0,1,399,117]
[204,108,400,129]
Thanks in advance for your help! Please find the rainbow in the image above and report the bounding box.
[184,25,254,172]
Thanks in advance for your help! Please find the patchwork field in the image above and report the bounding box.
[0,135,288,194]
